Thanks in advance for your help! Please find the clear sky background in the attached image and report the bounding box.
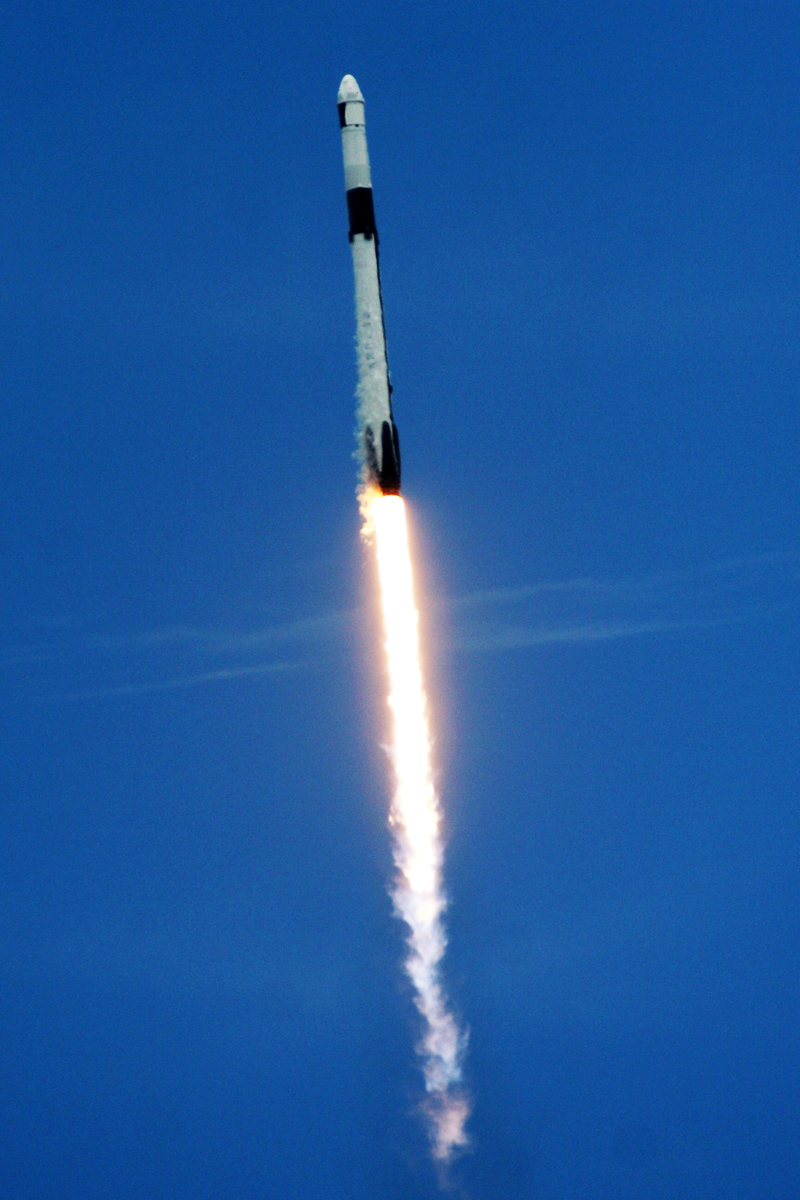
[2,2,799,1196]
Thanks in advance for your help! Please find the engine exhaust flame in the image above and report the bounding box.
[367,489,470,1162]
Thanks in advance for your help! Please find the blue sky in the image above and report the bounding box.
[1,1,799,1196]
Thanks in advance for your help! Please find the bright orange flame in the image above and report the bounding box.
[369,491,469,1161]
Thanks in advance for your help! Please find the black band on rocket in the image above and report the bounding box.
[346,187,377,239]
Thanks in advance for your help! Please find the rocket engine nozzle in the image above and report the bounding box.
[364,420,402,495]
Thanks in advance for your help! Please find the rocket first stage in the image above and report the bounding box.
[338,75,401,495]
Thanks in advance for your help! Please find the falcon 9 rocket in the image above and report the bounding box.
[338,74,402,494]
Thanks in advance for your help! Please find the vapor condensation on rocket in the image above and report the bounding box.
[338,74,401,495]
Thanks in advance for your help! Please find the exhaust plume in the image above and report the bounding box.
[338,72,467,1166]
[367,489,469,1162]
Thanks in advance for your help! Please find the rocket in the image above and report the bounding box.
[338,75,401,495]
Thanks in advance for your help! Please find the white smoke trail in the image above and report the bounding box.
[367,490,469,1162]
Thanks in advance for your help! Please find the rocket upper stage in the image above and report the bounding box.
[339,75,401,495]
[338,75,377,241]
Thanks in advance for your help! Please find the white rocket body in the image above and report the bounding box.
[338,75,401,494]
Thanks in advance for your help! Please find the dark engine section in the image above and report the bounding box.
[364,420,401,495]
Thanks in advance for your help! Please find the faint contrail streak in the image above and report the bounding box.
[61,659,303,699]
[368,490,469,1162]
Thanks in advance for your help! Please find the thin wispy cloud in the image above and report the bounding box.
[63,659,305,700]
[452,616,717,653]
[4,552,798,699]
[447,553,800,654]
[80,612,353,658]
[449,552,800,610]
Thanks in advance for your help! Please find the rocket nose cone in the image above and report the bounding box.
[338,74,364,104]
